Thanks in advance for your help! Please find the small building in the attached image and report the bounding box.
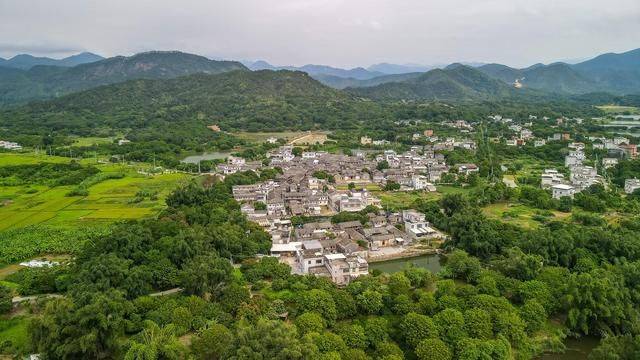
[552,184,576,199]
[625,178,640,194]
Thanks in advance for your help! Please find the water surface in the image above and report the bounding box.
[369,254,444,274]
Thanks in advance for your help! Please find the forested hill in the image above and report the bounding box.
[346,65,522,101]
[0,70,387,135]
[0,51,247,105]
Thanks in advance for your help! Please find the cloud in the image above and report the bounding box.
[0,0,638,67]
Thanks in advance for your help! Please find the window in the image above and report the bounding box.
[316,260,322,264]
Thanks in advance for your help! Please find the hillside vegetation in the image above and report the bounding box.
[0,51,246,105]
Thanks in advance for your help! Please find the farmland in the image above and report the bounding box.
[0,153,191,265]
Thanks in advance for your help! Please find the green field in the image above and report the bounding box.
[70,136,116,147]
[234,131,312,143]
[597,105,640,114]
[0,154,190,230]
[482,202,570,229]
[0,316,29,355]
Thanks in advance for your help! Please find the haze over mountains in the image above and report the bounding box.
[0,47,639,106]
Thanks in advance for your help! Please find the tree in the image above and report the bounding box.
[125,322,185,360]
[464,308,493,339]
[295,312,326,335]
[179,255,232,296]
[433,308,467,345]
[415,338,452,360]
[388,272,412,295]
[0,284,11,314]
[456,337,512,360]
[335,324,367,349]
[30,290,132,359]
[377,160,390,171]
[190,323,234,360]
[234,318,307,359]
[364,317,390,347]
[356,289,384,315]
[297,289,338,325]
[520,300,547,334]
[399,312,439,347]
[384,181,401,191]
[444,250,482,283]
[219,282,250,314]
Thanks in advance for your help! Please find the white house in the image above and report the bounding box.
[625,178,640,194]
[552,184,576,199]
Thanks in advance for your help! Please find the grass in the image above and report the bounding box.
[0,316,30,355]
[482,202,570,229]
[376,191,441,211]
[233,131,310,144]
[69,136,116,147]
[597,105,640,114]
[0,154,190,231]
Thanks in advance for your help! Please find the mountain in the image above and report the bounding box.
[57,52,105,67]
[476,48,640,95]
[312,72,424,89]
[0,51,247,105]
[243,60,384,80]
[572,48,640,94]
[0,52,104,70]
[367,63,434,74]
[347,65,516,101]
[478,62,597,94]
[0,70,385,135]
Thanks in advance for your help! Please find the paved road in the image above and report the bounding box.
[12,288,183,305]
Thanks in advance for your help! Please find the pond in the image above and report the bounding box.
[369,254,444,274]
[537,337,600,360]
[181,152,234,164]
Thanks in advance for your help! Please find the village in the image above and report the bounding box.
[209,113,640,285]
[226,145,452,285]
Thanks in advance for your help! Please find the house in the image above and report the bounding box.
[0,140,22,150]
[324,253,368,285]
[118,139,131,146]
[552,184,576,199]
[540,169,566,189]
[266,137,278,144]
[424,129,434,137]
[534,140,546,147]
[625,179,640,194]
[360,136,372,145]
[602,158,619,169]
[402,210,438,240]
[411,175,436,191]
[456,164,479,176]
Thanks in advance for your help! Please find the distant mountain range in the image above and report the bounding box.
[0,51,246,105]
[1,48,640,106]
[347,64,522,101]
[243,60,385,80]
[0,52,104,70]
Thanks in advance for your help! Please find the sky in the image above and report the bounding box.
[1,0,639,68]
